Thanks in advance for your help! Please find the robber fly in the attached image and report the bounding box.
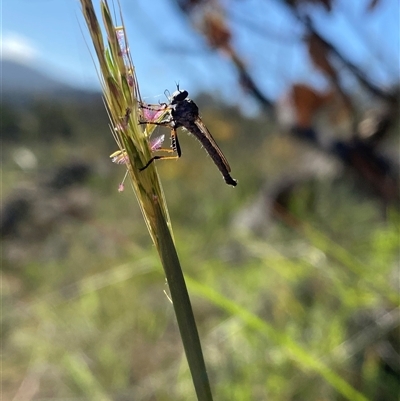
[139,87,237,187]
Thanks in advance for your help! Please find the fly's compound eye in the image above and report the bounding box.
[171,89,188,104]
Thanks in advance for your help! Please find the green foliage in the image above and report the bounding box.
[0,103,20,141]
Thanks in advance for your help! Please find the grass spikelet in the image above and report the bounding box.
[80,1,214,400]
[81,0,168,240]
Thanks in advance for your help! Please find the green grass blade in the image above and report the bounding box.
[187,276,369,401]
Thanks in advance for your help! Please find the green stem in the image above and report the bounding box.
[153,199,214,401]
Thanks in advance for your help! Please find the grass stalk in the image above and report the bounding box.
[79,1,213,399]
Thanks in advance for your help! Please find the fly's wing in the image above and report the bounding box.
[194,117,232,172]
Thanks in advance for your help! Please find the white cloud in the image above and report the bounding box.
[1,32,39,64]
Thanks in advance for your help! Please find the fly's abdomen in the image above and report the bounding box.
[185,122,237,186]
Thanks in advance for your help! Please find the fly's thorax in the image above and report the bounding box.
[171,99,199,123]
[186,99,199,115]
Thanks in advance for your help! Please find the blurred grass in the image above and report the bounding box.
[2,94,399,400]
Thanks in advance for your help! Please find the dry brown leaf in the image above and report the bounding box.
[291,84,334,128]
[202,11,231,50]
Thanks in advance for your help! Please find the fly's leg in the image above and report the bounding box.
[170,128,181,157]
[139,101,168,110]
[140,129,181,171]
[138,118,171,127]
[139,154,180,171]
[138,102,170,125]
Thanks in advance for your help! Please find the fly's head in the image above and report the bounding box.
[170,84,188,105]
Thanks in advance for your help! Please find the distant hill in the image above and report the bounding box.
[1,59,73,93]
[1,59,99,103]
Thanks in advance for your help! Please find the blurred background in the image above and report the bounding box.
[2,0,399,400]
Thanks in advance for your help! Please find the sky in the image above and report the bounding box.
[1,0,399,109]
